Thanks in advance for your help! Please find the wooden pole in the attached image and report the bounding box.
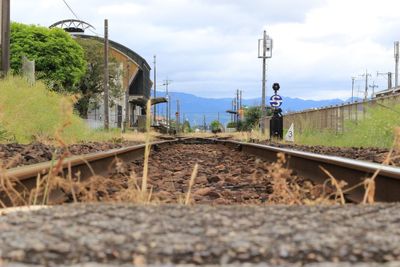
[1,0,10,75]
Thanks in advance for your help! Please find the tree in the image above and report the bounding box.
[243,106,262,130]
[75,38,122,118]
[182,120,192,133]
[210,120,222,133]
[10,22,86,91]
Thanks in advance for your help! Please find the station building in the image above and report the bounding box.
[50,19,164,129]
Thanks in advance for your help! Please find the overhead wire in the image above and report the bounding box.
[60,0,103,37]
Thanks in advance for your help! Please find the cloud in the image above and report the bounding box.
[9,0,400,100]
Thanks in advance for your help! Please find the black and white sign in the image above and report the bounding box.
[269,94,283,108]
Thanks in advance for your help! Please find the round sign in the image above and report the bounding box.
[269,94,283,108]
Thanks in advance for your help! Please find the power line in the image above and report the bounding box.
[61,0,80,20]
[60,0,103,37]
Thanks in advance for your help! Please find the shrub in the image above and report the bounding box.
[0,76,119,144]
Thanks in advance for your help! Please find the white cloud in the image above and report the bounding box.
[9,0,400,100]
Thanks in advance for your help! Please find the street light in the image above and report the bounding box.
[258,30,273,134]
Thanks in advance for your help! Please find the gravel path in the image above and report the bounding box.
[1,203,400,266]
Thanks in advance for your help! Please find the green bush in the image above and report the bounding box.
[10,22,86,91]
[0,76,119,144]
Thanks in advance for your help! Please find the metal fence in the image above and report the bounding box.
[281,93,400,134]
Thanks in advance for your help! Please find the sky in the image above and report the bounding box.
[9,0,400,100]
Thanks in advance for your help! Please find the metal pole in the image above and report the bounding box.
[395,41,399,88]
[388,72,393,89]
[1,0,10,75]
[153,55,157,124]
[351,77,355,102]
[103,19,109,130]
[261,30,267,134]
[203,114,206,132]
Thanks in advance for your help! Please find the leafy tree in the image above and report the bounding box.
[182,120,192,133]
[210,120,222,133]
[10,22,86,91]
[75,38,122,118]
[243,106,262,130]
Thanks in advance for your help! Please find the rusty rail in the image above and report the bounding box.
[2,138,400,205]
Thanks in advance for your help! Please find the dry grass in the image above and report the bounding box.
[184,164,199,205]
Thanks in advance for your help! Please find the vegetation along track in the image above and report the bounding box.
[2,138,400,206]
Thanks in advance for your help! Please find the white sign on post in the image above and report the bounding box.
[285,123,294,142]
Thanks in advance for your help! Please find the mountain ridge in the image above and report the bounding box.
[155,91,351,125]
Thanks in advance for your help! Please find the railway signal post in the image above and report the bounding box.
[258,30,273,135]
[269,83,283,140]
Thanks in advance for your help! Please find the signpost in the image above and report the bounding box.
[285,123,294,142]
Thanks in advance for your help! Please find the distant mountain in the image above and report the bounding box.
[155,92,347,126]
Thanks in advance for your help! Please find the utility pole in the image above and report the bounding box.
[122,63,130,133]
[233,98,237,123]
[377,71,393,90]
[351,77,356,102]
[258,30,273,134]
[203,115,206,132]
[153,55,157,124]
[217,112,220,123]
[239,90,243,120]
[236,89,240,123]
[369,82,378,98]
[359,70,371,101]
[103,19,109,130]
[1,0,10,76]
[395,41,399,89]
[163,79,172,128]
[231,100,234,122]
[176,100,180,134]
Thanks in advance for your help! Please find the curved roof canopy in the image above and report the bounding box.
[49,19,95,33]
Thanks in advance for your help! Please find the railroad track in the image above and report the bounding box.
[2,138,400,205]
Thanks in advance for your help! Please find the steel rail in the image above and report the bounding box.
[210,139,400,203]
[2,140,178,205]
[2,138,400,205]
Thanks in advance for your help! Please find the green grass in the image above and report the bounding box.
[0,76,120,144]
[294,103,400,148]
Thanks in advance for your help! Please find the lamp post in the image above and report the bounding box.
[258,30,273,134]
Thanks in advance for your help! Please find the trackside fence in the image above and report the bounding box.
[278,93,400,135]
